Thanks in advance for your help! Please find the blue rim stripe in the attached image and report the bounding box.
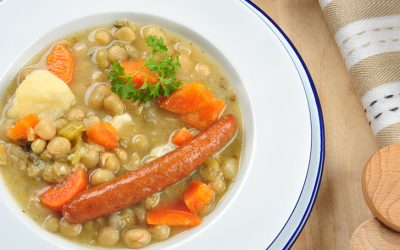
[242,1,325,249]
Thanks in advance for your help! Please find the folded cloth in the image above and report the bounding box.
[319,0,400,147]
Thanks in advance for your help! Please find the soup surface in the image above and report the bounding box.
[0,19,242,248]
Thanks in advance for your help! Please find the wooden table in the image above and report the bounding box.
[253,0,378,248]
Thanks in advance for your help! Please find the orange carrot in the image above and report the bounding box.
[172,127,194,146]
[120,60,158,89]
[183,180,215,214]
[180,99,225,130]
[40,168,88,211]
[7,114,39,141]
[47,44,74,84]
[147,203,201,226]
[86,122,118,149]
[160,82,214,114]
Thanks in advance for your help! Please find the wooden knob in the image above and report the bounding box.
[351,218,400,249]
[362,144,400,232]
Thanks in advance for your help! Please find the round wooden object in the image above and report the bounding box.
[351,218,400,249]
[362,144,400,232]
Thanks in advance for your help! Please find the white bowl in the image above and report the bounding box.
[0,0,324,249]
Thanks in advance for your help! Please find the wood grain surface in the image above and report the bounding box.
[362,144,400,233]
[351,218,400,250]
[252,0,378,249]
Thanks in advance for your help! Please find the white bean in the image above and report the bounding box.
[34,119,56,140]
[123,227,151,248]
[97,226,120,246]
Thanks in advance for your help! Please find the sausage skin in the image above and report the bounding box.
[63,114,238,223]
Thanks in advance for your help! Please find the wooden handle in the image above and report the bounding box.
[351,218,400,249]
[362,144,400,232]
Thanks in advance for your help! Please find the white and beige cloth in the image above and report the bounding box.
[319,0,400,147]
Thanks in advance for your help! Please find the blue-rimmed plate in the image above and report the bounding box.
[0,0,324,249]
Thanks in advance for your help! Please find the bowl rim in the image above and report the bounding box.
[244,1,325,248]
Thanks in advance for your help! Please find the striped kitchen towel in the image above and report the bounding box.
[319,0,400,147]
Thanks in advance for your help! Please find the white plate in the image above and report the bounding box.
[0,0,324,249]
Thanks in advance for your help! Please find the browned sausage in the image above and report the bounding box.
[63,114,238,223]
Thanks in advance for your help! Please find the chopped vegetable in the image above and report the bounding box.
[27,128,36,141]
[120,60,158,89]
[68,135,84,165]
[159,82,225,129]
[47,44,74,84]
[180,99,225,130]
[160,82,214,114]
[109,35,181,103]
[111,113,132,132]
[172,127,194,146]
[40,167,88,211]
[146,203,201,226]
[7,70,76,120]
[86,122,118,149]
[7,114,40,141]
[58,121,85,140]
[183,180,215,214]
[0,144,7,167]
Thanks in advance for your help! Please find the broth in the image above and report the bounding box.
[0,19,242,248]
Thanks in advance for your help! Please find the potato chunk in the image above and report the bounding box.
[7,70,76,120]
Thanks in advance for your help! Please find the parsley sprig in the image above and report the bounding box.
[109,35,181,103]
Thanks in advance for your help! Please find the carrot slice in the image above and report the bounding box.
[120,60,158,89]
[160,82,214,114]
[172,127,194,146]
[7,114,39,141]
[47,44,74,84]
[179,99,225,130]
[40,168,88,211]
[86,122,118,149]
[147,203,201,226]
[183,180,215,214]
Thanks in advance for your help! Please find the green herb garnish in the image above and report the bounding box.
[109,35,181,103]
